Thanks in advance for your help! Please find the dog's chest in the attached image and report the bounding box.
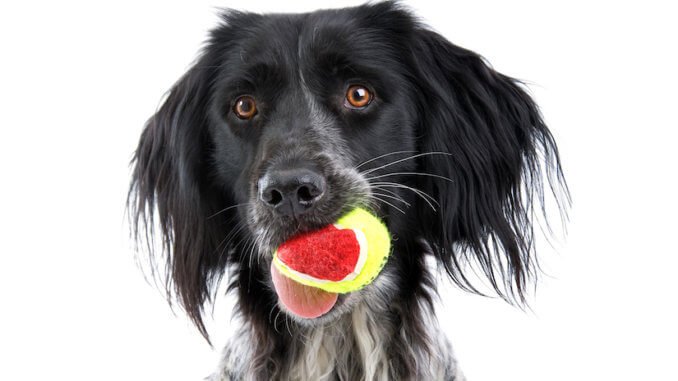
[214,301,460,381]
[287,304,390,381]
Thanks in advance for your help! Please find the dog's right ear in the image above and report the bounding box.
[128,53,227,341]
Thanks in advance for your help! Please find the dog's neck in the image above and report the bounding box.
[286,303,393,380]
[214,293,462,380]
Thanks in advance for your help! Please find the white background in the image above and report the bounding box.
[1,1,676,380]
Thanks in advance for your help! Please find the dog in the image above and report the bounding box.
[129,2,568,380]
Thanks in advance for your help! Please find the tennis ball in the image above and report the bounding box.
[272,207,391,293]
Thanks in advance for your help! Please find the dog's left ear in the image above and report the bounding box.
[409,29,568,304]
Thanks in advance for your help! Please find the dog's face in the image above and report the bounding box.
[130,3,566,336]
[207,8,423,323]
[210,9,415,251]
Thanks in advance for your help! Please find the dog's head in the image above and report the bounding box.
[129,2,567,338]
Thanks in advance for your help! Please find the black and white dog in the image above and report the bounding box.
[129,2,567,379]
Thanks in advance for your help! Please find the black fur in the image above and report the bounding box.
[129,2,567,378]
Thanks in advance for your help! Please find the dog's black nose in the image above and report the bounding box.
[258,169,326,216]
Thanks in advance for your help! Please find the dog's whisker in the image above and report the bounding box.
[370,195,407,215]
[355,150,417,170]
[365,172,454,183]
[272,308,282,334]
[247,234,259,288]
[244,238,256,270]
[207,203,250,220]
[370,181,439,211]
[257,233,267,265]
[268,303,276,325]
[285,312,293,337]
[371,192,411,207]
[236,233,257,292]
[360,151,454,176]
[215,220,248,264]
[372,185,437,212]
[252,229,264,261]
[370,188,410,206]
[368,186,403,201]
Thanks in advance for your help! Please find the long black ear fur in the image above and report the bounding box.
[411,29,569,304]
[128,57,230,340]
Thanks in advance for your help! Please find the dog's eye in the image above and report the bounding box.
[233,96,257,120]
[345,85,372,109]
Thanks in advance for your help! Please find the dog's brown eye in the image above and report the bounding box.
[233,96,257,119]
[345,85,372,109]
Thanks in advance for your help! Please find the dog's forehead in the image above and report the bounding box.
[227,11,405,74]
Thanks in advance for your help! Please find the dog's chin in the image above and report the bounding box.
[270,265,396,325]
[275,291,361,326]
[268,259,396,325]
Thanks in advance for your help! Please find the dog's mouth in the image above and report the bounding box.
[250,165,379,319]
[268,222,353,319]
[266,207,389,320]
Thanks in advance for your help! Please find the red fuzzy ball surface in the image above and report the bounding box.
[275,225,360,281]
